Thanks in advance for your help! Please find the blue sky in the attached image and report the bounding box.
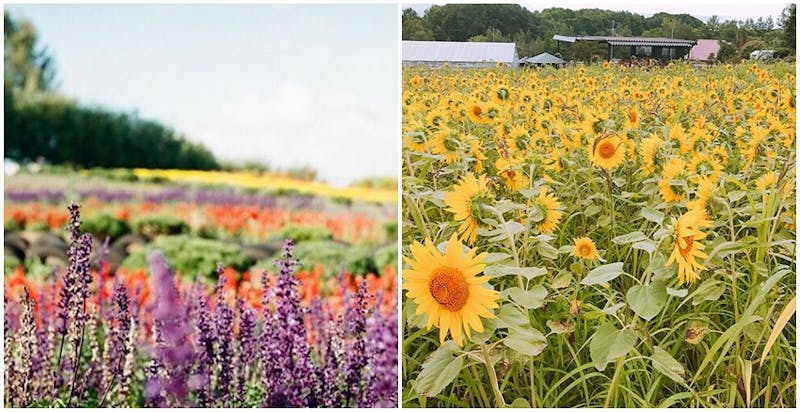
[5,4,399,186]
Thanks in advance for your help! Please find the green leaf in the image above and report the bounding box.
[550,271,573,289]
[641,207,664,225]
[626,281,667,321]
[667,287,688,298]
[537,241,559,260]
[509,398,531,408]
[503,221,525,235]
[482,253,511,264]
[589,323,636,371]
[485,265,547,280]
[651,346,685,383]
[415,341,463,397]
[632,240,656,254]
[471,317,497,344]
[612,231,647,244]
[507,285,547,309]
[727,190,747,202]
[584,204,602,217]
[691,280,726,306]
[581,262,625,286]
[504,327,547,357]
[496,305,530,331]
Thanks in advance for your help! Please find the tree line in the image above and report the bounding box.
[403,4,796,62]
[4,11,219,170]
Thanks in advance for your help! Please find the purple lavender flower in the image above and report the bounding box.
[235,297,257,406]
[214,265,235,407]
[342,280,369,406]
[190,281,215,407]
[111,281,131,376]
[262,240,319,407]
[146,250,193,407]
[361,292,398,407]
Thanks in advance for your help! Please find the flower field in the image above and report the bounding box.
[4,172,398,407]
[401,62,796,407]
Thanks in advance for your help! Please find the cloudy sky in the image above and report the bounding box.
[407,1,789,22]
[6,4,399,187]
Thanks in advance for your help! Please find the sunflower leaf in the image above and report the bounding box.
[690,280,726,306]
[651,346,685,383]
[496,305,530,332]
[507,285,547,309]
[589,323,636,371]
[632,240,656,254]
[612,231,647,244]
[415,341,463,397]
[504,327,547,357]
[626,281,667,321]
[641,207,664,225]
[581,262,625,286]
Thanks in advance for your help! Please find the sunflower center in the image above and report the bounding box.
[471,105,482,117]
[678,235,694,257]
[429,267,469,311]
[598,141,616,159]
[580,245,591,256]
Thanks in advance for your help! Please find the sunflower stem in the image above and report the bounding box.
[481,344,505,407]
[601,167,616,247]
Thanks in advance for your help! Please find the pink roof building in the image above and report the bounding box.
[688,39,722,62]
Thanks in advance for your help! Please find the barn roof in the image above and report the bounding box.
[553,35,696,48]
[688,39,722,61]
[520,52,566,65]
[402,41,517,63]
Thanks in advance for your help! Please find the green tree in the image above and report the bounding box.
[4,11,57,93]
[779,4,796,52]
[402,8,434,40]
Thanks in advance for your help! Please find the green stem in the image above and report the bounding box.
[604,356,625,408]
[529,358,537,407]
[481,344,506,407]
[469,364,492,407]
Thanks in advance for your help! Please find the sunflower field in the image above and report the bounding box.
[401,62,796,408]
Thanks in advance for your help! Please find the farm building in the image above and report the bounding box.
[402,40,518,67]
[520,52,566,67]
[553,35,697,61]
[687,39,722,63]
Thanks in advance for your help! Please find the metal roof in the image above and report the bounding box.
[402,41,517,63]
[520,52,565,65]
[553,35,696,47]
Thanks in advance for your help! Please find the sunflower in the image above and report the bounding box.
[666,208,713,285]
[495,155,529,192]
[658,158,687,203]
[403,234,499,346]
[573,237,598,260]
[403,117,442,153]
[755,171,777,192]
[431,125,465,164]
[530,186,563,234]
[625,106,640,130]
[467,102,485,123]
[590,135,626,170]
[687,176,716,211]
[688,152,723,184]
[639,135,662,175]
[444,174,492,244]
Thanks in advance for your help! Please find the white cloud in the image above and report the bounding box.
[185,82,397,187]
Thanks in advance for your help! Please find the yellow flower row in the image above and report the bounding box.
[132,168,397,204]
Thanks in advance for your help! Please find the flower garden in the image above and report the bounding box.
[401,62,796,407]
